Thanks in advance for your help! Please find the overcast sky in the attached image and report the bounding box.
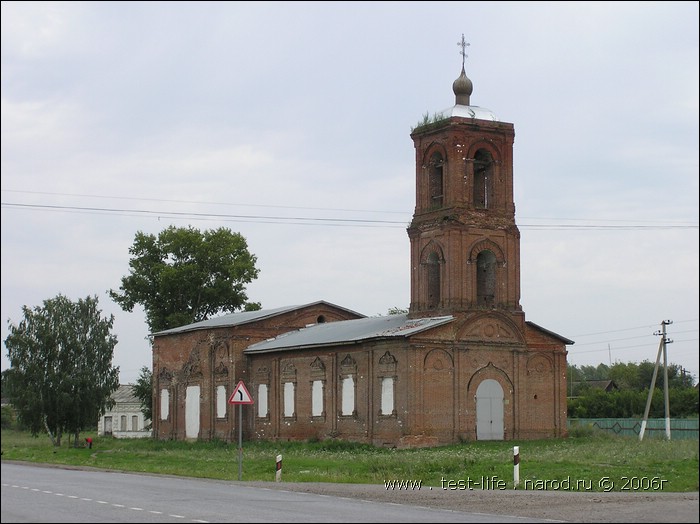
[2,1,698,386]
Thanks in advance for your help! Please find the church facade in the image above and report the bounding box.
[151,54,573,446]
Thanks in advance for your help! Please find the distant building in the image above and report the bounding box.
[98,385,151,438]
[151,49,574,446]
[583,380,619,392]
[569,379,619,398]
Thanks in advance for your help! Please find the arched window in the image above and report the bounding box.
[476,250,496,305]
[428,152,444,208]
[427,251,441,308]
[473,150,493,209]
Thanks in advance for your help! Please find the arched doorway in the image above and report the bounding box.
[475,379,504,440]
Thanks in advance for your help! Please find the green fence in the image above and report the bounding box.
[568,418,699,440]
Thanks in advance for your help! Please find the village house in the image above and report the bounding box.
[98,384,151,438]
[151,49,574,447]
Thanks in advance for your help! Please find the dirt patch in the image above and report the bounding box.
[242,481,699,523]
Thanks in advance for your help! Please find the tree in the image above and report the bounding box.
[567,359,699,418]
[132,366,153,430]
[4,294,120,446]
[109,226,261,333]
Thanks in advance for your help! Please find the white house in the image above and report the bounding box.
[98,384,151,438]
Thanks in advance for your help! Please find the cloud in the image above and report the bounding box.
[2,2,697,384]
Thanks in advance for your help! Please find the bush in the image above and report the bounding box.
[567,421,610,439]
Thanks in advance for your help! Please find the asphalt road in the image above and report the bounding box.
[260,479,699,523]
[1,462,548,523]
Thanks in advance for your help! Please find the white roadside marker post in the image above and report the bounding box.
[276,454,282,482]
[513,446,520,489]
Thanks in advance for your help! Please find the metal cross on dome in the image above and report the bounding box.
[458,34,470,68]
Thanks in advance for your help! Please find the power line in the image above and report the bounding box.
[572,329,698,347]
[2,201,697,231]
[571,319,698,338]
[572,337,698,355]
[0,189,408,215]
[0,202,408,227]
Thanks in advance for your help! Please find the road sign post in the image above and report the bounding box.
[228,381,254,481]
[238,403,242,480]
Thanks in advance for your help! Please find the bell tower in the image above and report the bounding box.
[408,36,523,323]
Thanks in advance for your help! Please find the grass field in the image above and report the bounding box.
[1,429,698,492]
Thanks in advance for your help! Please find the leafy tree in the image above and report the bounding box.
[1,404,16,429]
[669,387,700,417]
[568,359,698,418]
[636,360,658,390]
[607,360,693,390]
[578,363,610,381]
[4,294,120,446]
[109,226,261,333]
[132,366,153,430]
[608,361,640,390]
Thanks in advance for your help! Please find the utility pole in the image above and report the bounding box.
[660,320,672,440]
[639,320,673,441]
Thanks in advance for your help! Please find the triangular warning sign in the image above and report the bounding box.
[228,380,254,404]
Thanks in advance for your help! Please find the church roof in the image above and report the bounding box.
[151,301,365,336]
[441,35,498,122]
[438,104,499,122]
[525,321,575,345]
[244,313,454,354]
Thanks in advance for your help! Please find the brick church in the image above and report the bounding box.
[151,45,574,447]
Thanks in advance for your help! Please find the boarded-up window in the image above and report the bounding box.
[216,385,226,418]
[341,376,355,415]
[120,415,127,431]
[257,384,268,418]
[160,388,169,420]
[381,377,394,415]
[283,382,295,417]
[312,380,323,416]
[131,415,138,431]
[185,385,200,439]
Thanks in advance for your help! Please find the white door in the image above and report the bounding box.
[185,385,200,439]
[475,379,504,440]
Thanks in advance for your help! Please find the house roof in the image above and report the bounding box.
[580,379,619,391]
[244,313,454,354]
[111,384,139,404]
[526,321,575,345]
[151,301,365,336]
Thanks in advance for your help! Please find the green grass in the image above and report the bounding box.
[1,429,697,492]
